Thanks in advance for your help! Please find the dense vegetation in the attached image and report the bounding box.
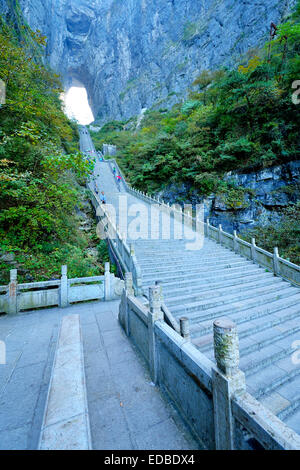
[91,3,300,263]
[242,201,300,265]
[0,8,105,284]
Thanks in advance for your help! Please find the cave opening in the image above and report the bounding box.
[63,79,94,125]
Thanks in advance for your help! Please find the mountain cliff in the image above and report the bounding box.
[1,0,296,123]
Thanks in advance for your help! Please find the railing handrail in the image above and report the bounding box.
[161,301,181,334]
[142,291,180,335]
[88,179,143,295]
[107,237,125,280]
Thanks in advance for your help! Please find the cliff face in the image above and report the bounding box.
[1,0,296,122]
[159,161,300,234]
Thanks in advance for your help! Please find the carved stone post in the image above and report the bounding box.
[180,317,190,341]
[251,238,257,263]
[120,272,134,336]
[125,272,134,296]
[218,224,222,244]
[8,269,18,315]
[233,230,239,253]
[207,218,210,239]
[60,265,69,308]
[212,317,246,450]
[130,243,135,257]
[273,247,280,276]
[104,262,111,301]
[148,285,163,384]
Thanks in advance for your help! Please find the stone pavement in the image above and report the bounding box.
[0,301,199,450]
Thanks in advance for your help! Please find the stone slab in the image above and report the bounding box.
[38,315,91,450]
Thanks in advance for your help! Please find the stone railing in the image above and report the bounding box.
[119,279,300,450]
[141,281,181,334]
[0,264,123,315]
[88,184,143,296]
[205,219,300,286]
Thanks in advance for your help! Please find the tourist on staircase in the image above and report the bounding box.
[101,191,106,204]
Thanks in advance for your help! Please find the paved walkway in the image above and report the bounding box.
[0,301,199,450]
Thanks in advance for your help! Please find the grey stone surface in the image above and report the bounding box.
[38,310,92,451]
[0,300,198,450]
[83,301,199,450]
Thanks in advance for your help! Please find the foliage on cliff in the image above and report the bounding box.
[0,11,98,283]
[92,5,300,190]
[91,2,300,263]
[242,202,300,265]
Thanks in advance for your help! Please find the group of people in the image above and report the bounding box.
[112,166,122,186]
[92,164,122,203]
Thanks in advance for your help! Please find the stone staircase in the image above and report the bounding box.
[81,127,300,437]
[134,238,300,434]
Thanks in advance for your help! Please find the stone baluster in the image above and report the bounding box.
[251,237,257,263]
[233,230,239,253]
[148,284,164,383]
[273,247,280,276]
[8,269,18,315]
[180,317,190,341]
[218,224,223,244]
[130,243,135,257]
[119,272,134,336]
[125,272,134,296]
[212,317,246,450]
[207,218,210,239]
[60,265,69,308]
[104,262,111,301]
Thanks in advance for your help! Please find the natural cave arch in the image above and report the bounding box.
[63,77,94,125]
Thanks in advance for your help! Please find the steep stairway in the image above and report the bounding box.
[81,127,300,436]
[134,238,300,435]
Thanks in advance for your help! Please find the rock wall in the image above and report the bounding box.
[1,0,296,123]
[159,161,300,234]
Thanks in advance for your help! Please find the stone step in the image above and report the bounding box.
[255,366,300,401]
[163,277,283,305]
[284,407,300,435]
[142,261,255,279]
[150,271,278,296]
[241,331,300,376]
[134,240,190,245]
[170,285,296,319]
[134,239,227,247]
[141,265,264,285]
[278,391,300,422]
[240,320,300,357]
[191,294,300,347]
[193,303,300,351]
[142,260,251,276]
[134,241,226,249]
[137,253,237,265]
[134,239,188,244]
[135,248,230,257]
[139,256,247,271]
[143,268,269,292]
